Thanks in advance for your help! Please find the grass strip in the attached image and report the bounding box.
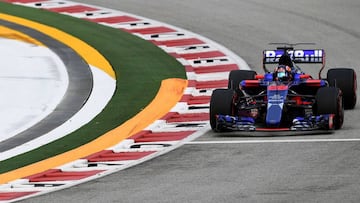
[0,2,186,173]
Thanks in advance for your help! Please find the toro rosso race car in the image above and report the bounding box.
[210,45,357,135]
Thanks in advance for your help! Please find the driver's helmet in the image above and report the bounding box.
[274,65,292,81]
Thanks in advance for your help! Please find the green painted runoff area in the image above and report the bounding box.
[0,2,186,173]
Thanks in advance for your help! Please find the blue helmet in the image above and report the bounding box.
[274,65,292,81]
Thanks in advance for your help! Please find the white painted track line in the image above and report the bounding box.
[187,138,360,145]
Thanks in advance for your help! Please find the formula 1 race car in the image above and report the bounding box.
[210,44,357,135]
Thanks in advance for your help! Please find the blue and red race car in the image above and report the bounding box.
[210,45,357,135]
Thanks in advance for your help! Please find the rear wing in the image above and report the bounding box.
[263,49,325,64]
[263,49,326,78]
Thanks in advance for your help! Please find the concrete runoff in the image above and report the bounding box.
[0,19,92,152]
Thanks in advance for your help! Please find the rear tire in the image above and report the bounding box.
[228,70,257,93]
[327,68,357,109]
[316,87,344,129]
[210,89,234,132]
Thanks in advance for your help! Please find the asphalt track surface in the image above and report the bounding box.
[27,0,360,202]
[0,20,92,152]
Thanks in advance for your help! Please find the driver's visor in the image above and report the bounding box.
[277,72,286,78]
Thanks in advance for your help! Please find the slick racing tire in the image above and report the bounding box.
[210,89,234,132]
[327,68,357,109]
[228,70,257,93]
[316,87,344,129]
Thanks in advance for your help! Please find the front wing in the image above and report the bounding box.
[214,114,335,136]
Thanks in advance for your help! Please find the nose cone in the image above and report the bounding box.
[266,84,288,127]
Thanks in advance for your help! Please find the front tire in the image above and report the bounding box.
[209,89,234,132]
[228,70,257,93]
[316,87,344,129]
